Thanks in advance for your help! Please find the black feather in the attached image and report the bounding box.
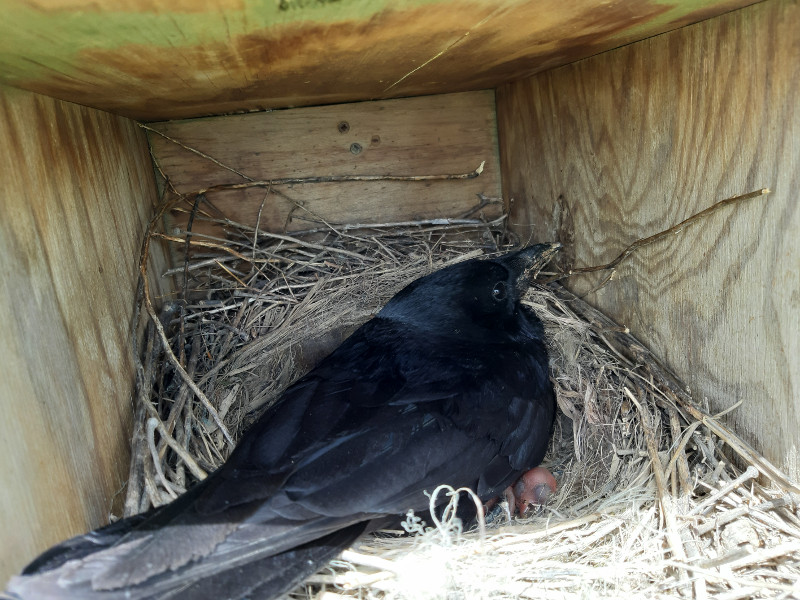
[6,245,558,600]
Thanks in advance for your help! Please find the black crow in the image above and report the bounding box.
[5,243,559,600]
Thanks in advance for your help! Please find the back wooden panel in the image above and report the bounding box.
[0,86,166,583]
[497,0,799,479]
[148,91,502,240]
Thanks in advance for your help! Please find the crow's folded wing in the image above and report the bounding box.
[11,317,553,599]
[195,316,551,517]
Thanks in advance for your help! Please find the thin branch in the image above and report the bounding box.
[667,389,800,494]
[153,231,378,264]
[689,465,759,516]
[553,283,800,495]
[695,492,800,535]
[137,200,236,449]
[139,123,255,182]
[564,188,770,277]
[184,162,485,198]
[624,387,688,567]
[290,214,507,236]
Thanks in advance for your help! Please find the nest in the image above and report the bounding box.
[129,194,800,600]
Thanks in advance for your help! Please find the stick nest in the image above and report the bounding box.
[130,199,800,600]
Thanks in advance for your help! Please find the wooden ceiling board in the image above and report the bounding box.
[0,0,759,120]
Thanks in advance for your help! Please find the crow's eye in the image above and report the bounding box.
[491,281,508,301]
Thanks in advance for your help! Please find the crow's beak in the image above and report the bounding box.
[502,243,561,293]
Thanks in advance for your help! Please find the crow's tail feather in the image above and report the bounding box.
[164,521,368,600]
[5,521,368,600]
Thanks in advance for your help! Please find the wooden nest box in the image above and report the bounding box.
[0,0,797,584]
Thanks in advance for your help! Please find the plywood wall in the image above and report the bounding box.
[0,0,758,120]
[497,0,799,479]
[147,91,502,240]
[0,85,166,583]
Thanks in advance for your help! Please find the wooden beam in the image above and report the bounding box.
[0,85,167,583]
[0,0,758,120]
[497,0,800,479]
[147,91,502,240]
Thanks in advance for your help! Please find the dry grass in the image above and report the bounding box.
[129,197,800,600]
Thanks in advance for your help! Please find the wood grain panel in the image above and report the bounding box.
[148,91,502,237]
[0,0,758,120]
[497,0,799,479]
[0,85,166,583]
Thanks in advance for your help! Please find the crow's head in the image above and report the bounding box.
[378,244,560,339]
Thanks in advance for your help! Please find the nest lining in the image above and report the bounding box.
[129,195,800,600]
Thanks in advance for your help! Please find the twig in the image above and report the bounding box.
[163,338,201,442]
[695,492,800,536]
[712,540,800,570]
[139,123,255,182]
[566,188,770,276]
[679,526,709,600]
[145,286,234,447]
[153,231,378,264]
[215,259,252,289]
[339,551,399,573]
[624,387,688,568]
[666,389,800,494]
[665,421,703,490]
[142,451,163,508]
[689,466,759,516]
[662,560,800,593]
[458,194,503,219]
[668,405,691,498]
[289,214,507,236]
[552,283,800,495]
[162,255,240,276]
[145,409,208,482]
[124,321,156,517]
[147,418,179,499]
[179,194,204,365]
[483,513,602,551]
[522,520,623,561]
[137,200,235,449]
[185,162,485,198]
[252,189,269,262]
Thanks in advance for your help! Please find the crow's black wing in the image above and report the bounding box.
[9,311,553,600]
[126,314,549,581]
[198,314,553,516]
